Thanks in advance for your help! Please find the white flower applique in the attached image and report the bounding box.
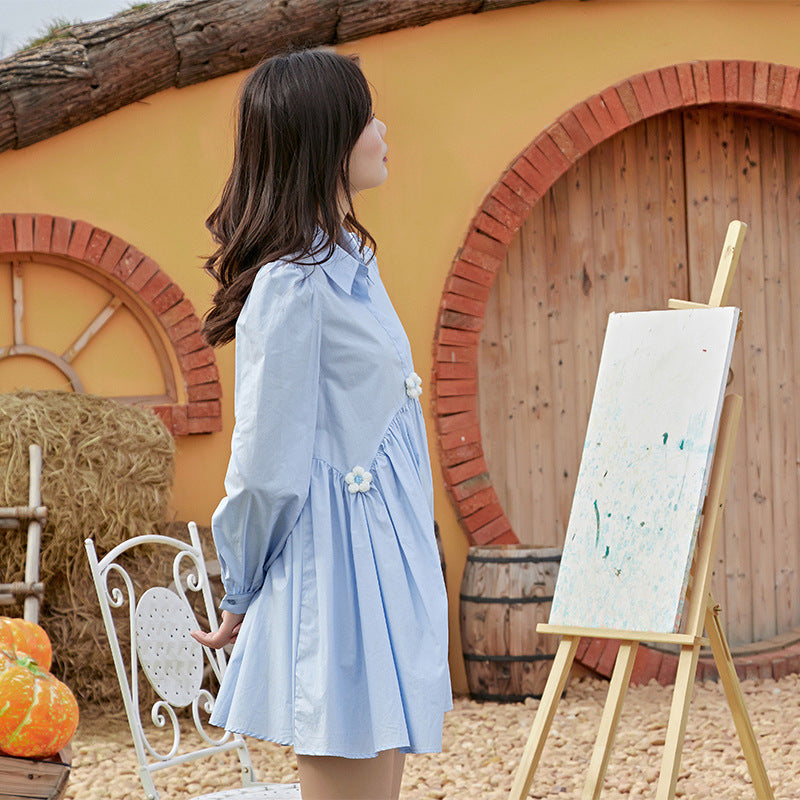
[405,371,423,398]
[345,466,373,494]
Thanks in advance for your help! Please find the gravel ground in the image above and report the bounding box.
[64,673,800,799]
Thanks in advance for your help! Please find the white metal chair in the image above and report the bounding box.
[85,522,301,800]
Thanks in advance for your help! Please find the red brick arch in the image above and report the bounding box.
[434,59,800,683]
[0,213,222,435]
[433,59,800,546]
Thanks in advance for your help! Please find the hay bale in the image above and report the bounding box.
[0,390,175,705]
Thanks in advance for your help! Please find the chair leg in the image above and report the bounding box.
[139,765,159,800]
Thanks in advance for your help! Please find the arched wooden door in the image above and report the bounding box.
[478,107,800,647]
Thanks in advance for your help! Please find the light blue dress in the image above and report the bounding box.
[208,229,452,758]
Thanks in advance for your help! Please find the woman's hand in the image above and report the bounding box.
[191,610,244,649]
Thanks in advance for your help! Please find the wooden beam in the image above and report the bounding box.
[656,644,701,800]
[683,394,743,636]
[704,597,775,799]
[537,624,708,647]
[24,444,43,623]
[667,299,710,310]
[0,343,84,392]
[0,0,550,153]
[12,261,23,344]
[62,295,122,363]
[583,641,639,799]
[708,221,747,307]
[0,505,47,522]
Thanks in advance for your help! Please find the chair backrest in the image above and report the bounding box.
[85,522,257,800]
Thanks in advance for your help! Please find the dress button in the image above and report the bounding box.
[345,466,372,493]
[405,371,422,398]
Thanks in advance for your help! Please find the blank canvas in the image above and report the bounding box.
[548,307,739,633]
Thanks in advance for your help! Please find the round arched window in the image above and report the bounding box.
[0,214,221,435]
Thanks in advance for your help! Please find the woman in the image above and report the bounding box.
[192,49,452,800]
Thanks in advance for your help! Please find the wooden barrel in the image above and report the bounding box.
[434,520,446,585]
[460,544,561,702]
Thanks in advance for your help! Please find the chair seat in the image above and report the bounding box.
[195,783,301,799]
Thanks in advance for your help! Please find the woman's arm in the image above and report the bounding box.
[212,263,321,615]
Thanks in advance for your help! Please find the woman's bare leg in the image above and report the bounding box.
[297,748,404,800]
[390,749,406,798]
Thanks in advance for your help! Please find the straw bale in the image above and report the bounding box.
[0,390,176,705]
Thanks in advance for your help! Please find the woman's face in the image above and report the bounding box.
[348,115,388,193]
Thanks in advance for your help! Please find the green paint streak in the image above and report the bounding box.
[662,432,668,445]
[679,439,685,450]
[594,499,600,545]
[603,545,610,559]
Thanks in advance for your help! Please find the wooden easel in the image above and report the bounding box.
[509,221,775,800]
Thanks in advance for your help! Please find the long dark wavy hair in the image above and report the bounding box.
[202,49,377,347]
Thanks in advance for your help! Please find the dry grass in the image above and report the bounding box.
[0,390,174,704]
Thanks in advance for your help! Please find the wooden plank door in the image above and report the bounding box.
[683,108,800,645]
[478,112,688,547]
[478,107,800,647]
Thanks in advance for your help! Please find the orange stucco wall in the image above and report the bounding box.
[1,0,799,692]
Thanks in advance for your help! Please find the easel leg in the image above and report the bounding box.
[582,641,639,800]
[705,599,774,799]
[509,636,579,800]
[655,643,700,800]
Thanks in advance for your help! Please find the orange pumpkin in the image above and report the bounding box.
[0,649,79,758]
[0,617,52,671]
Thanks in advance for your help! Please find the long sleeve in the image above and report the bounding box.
[212,263,321,614]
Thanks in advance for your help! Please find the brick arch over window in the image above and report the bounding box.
[432,59,800,684]
[0,213,222,435]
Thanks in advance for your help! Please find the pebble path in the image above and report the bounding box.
[64,673,800,799]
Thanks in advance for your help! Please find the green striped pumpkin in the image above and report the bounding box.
[0,649,78,758]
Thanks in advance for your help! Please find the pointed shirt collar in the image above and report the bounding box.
[314,228,374,296]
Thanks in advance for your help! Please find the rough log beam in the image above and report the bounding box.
[0,0,552,153]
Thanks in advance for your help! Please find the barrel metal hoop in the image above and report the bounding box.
[469,691,545,702]
[462,653,556,662]
[466,554,561,564]
[459,593,554,604]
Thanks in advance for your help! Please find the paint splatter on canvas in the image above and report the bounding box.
[548,307,739,633]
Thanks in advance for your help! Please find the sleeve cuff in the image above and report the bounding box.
[219,591,253,614]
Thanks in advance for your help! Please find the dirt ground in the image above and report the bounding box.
[64,673,800,799]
